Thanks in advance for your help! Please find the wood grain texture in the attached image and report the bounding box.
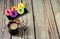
[50,0,60,38]
[32,0,50,39]
[0,0,60,39]
[22,0,35,39]
[43,0,59,39]
[0,0,10,39]
[0,0,4,39]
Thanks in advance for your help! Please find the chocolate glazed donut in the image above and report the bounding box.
[8,20,20,35]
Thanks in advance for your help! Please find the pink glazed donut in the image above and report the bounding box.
[5,9,11,16]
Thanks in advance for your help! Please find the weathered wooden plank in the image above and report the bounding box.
[32,0,50,39]
[50,0,60,38]
[3,0,14,39]
[0,0,4,39]
[22,0,35,39]
[33,0,59,39]
[44,0,59,39]
[0,0,10,39]
[0,0,11,39]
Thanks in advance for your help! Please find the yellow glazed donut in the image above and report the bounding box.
[18,3,25,8]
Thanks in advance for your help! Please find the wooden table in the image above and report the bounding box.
[0,0,60,39]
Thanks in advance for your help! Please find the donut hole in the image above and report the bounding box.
[7,10,10,13]
[19,9,22,12]
[13,8,15,10]
[12,12,15,15]
[10,10,18,18]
